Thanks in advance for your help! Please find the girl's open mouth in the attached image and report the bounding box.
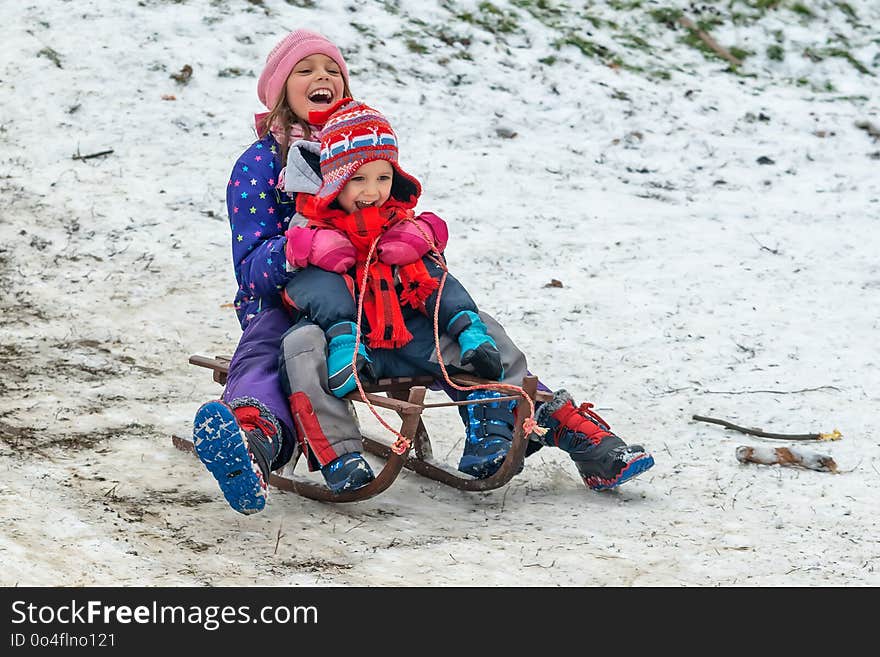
[308,88,333,104]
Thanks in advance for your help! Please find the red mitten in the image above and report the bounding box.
[376,212,449,265]
[285,226,356,273]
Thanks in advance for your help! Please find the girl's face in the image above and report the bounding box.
[336,160,394,214]
[285,54,345,119]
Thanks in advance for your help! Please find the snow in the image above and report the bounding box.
[1,0,878,586]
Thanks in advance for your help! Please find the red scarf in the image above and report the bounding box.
[299,198,438,349]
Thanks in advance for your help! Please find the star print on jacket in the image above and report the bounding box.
[226,134,300,328]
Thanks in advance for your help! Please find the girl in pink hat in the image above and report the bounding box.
[192,29,365,514]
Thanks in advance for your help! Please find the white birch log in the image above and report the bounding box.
[735,445,838,473]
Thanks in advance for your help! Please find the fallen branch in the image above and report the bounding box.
[855,120,880,141]
[735,445,838,473]
[703,385,840,395]
[693,415,842,441]
[677,15,742,68]
[72,148,114,161]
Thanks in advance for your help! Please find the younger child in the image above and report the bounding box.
[277,99,508,492]
[280,99,504,401]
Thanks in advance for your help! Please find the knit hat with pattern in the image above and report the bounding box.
[309,99,421,214]
[257,29,349,111]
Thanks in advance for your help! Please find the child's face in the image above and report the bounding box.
[285,54,345,119]
[337,160,394,214]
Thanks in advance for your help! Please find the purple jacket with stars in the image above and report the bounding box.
[226,134,299,329]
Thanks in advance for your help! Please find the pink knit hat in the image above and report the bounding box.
[256,29,349,111]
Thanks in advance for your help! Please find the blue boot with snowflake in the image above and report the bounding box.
[192,401,279,514]
[457,389,518,478]
[321,452,375,493]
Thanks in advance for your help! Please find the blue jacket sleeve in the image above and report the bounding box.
[226,138,295,299]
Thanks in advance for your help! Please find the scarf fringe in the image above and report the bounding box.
[366,324,414,350]
[399,265,439,311]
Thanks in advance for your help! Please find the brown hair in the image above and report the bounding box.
[258,80,354,171]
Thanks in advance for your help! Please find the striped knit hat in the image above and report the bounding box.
[310,100,421,214]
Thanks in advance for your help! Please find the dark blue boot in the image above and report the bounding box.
[535,390,654,490]
[193,401,278,515]
[326,321,374,398]
[321,452,375,493]
[457,390,517,478]
[447,311,503,381]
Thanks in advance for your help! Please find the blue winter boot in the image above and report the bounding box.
[457,390,517,478]
[326,321,374,398]
[447,311,503,380]
[192,401,279,515]
[321,452,375,493]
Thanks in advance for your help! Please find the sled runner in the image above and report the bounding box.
[173,355,551,503]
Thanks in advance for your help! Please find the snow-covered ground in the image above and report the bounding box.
[1,0,878,586]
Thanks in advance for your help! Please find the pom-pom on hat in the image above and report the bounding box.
[257,29,349,111]
[307,99,421,215]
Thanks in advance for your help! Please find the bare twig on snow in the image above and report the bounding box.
[693,415,842,441]
[677,15,742,68]
[72,148,114,161]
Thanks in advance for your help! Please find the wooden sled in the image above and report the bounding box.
[173,355,552,503]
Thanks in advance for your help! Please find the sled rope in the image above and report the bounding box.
[351,235,412,454]
[427,259,545,438]
[349,219,544,456]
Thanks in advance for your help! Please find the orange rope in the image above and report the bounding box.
[348,217,544,456]
[350,235,412,455]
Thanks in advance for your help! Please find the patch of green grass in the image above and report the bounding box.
[582,13,614,30]
[729,46,753,61]
[680,31,720,62]
[37,47,62,68]
[821,48,873,75]
[749,0,782,9]
[834,2,858,21]
[608,0,643,8]
[648,7,682,25]
[802,46,873,74]
[510,0,566,28]
[538,55,557,65]
[553,34,623,67]
[475,1,520,34]
[434,28,472,48]
[405,39,429,54]
[695,17,724,32]
[766,44,785,61]
[617,33,652,53]
[378,0,399,14]
[791,3,815,19]
[726,1,781,22]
